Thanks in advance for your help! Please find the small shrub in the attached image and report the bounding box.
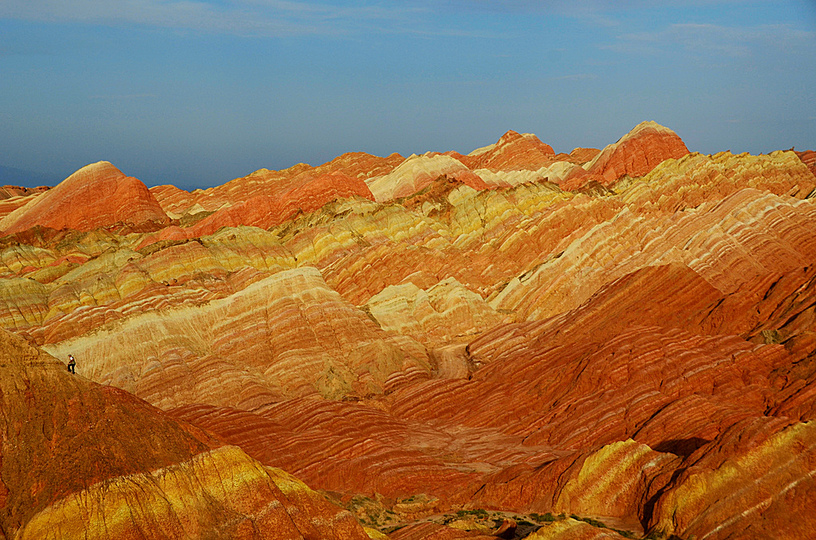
[570,515,608,529]
[456,508,489,519]
[529,512,557,523]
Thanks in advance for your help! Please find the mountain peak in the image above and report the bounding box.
[585,121,690,184]
[464,129,555,171]
[0,161,169,234]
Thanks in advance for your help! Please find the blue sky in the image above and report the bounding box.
[1,0,815,189]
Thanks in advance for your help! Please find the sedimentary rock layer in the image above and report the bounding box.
[1,123,815,539]
[582,120,690,186]
[0,162,169,234]
[41,266,430,408]
[0,328,370,539]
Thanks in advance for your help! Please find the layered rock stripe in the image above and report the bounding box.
[1,121,815,538]
[0,329,370,539]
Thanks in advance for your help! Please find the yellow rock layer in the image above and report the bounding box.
[365,277,508,346]
[526,518,621,539]
[554,439,676,518]
[19,446,367,540]
[491,188,816,319]
[652,420,816,539]
[42,267,430,408]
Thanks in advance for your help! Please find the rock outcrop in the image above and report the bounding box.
[0,161,169,234]
[579,121,690,187]
[456,129,556,171]
[40,266,430,408]
[0,328,370,539]
[0,124,815,539]
[0,162,169,234]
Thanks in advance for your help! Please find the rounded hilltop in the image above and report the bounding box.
[0,161,169,235]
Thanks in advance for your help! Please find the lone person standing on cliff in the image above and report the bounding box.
[67,354,76,374]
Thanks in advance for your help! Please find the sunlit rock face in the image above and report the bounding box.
[0,329,369,540]
[581,120,690,187]
[2,123,816,539]
[41,266,430,409]
[366,154,489,202]
[0,162,169,234]
[648,417,816,540]
[0,186,50,221]
[149,151,404,219]
[454,129,556,171]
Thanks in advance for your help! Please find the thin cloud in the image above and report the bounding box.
[412,0,758,17]
[89,93,158,100]
[0,0,423,37]
[605,22,816,58]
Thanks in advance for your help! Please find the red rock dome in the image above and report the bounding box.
[0,161,169,234]
[586,121,690,185]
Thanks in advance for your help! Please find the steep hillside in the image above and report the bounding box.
[0,329,370,539]
[0,161,169,234]
[0,122,815,539]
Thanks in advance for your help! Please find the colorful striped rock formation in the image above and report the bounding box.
[0,161,169,234]
[1,121,815,539]
[0,328,369,539]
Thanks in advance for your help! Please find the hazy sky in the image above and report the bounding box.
[2,0,815,189]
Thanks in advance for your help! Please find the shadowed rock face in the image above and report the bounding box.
[1,123,816,539]
[0,329,213,536]
[0,328,370,539]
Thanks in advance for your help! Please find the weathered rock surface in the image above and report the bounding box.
[365,277,507,347]
[580,120,690,187]
[40,266,430,408]
[389,522,497,539]
[0,162,169,234]
[648,417,816,540]
[150,151,403,219]
[525,519,623,539]
[367,154,488,202]
[454,129,556,171]
[0,328,370,539]
[1,126,815,539]
[795,148,816,179]
[0,186,50,222]
[0,185,50,200]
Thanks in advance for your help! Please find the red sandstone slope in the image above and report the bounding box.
[170,261,816,538]
[0,162,169,234]
[142,169,376,246]
[0,328,370,539]
[577,120,690,188]
[0,126,814,538]
[452,130,556,171]
[191,170,375,236]
[796,149,816,181]
[150,151,403,219]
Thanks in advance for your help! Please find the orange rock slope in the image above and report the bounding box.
[1,121,815,539]
[0,161,169,234]
[0,329,370,539]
